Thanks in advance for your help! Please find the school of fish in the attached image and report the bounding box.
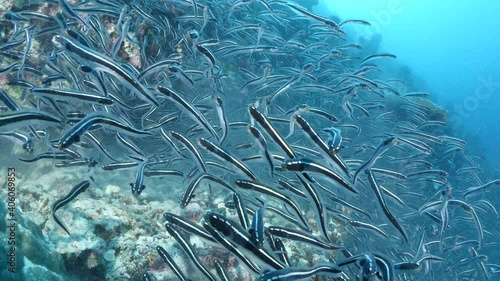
[0,0,499,280]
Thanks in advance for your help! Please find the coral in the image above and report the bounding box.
[180,202,202,221]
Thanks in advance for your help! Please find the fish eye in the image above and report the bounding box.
[168,66,179,72]
[187,30,199,40]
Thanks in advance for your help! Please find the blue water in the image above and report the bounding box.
[314,0,500,173]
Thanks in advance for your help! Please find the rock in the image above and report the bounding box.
[103,249,115,262]
[0,201,69,281]
[22,257,65,281]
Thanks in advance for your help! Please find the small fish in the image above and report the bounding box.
[214,96,228,144]
[353,136,397,184]
[170,131,208,174]
[286,3,341,31]
[282,158,356,194]
[18,151,77,163]
[130,158,148,196]
[267,226,343,250]
[257,262,343,281]
[143,170,183,178]
[57,0,89,28]
[0,110,62,131]
[30,87,114,105]
[365,169,408,243]
[204,210,286,270]
[273,238,290,267]
[293,115,350,177]
[198,137,257,180]
[165,223,217,281]
[0,131,34,153]
[181,174,235,208]
[52,180,91,235]
[249,106,297,159]
[214,260,229,281]
[200,6,209,34]
[0,89,20,111]
[269,63,315,103]
[294,174,332,242]
[157,86,219,141]
[285,104,309,139]
[232,192,249,231]
[156,245,192,281]
[111,16,130,58]
[116,133,143,156]
[58,112,151,149]
[338,253,395,281]
[196,44,217,65]
[249,201,266,248]
[163,212,215,244]
[54,157,98,168]
[52,34,159,106]
[323,127,342,153]
[101,161,140,171]
[247,125,274,177]
[234,179,311,231]
[240,63,271,90]
[348,220,388,238]
[463,179,500,198]
[360,53,397,64]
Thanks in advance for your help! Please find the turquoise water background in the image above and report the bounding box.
[315,0,500,173]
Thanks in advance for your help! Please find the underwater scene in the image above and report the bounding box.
[0,0,499,280]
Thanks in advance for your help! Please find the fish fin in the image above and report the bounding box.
[53,213,71,235]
